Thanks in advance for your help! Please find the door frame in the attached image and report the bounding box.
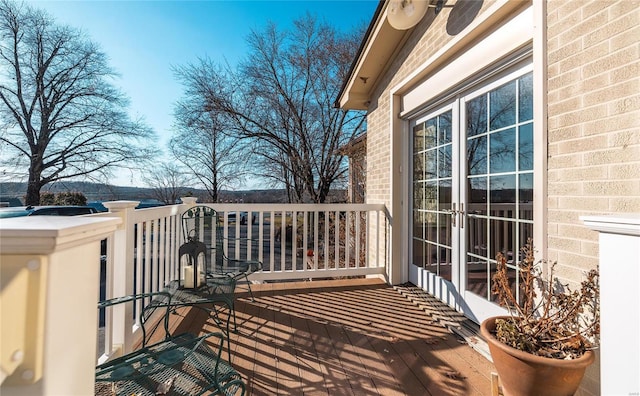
[405,60,535,323]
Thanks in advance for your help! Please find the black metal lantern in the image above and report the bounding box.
[178,238,207,288]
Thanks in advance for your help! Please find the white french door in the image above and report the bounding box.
[410,64,534,324]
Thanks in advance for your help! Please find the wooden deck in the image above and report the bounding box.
[169,278,495,396]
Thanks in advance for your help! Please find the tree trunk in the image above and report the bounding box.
[25,147,45,205]
[25,173,42,206]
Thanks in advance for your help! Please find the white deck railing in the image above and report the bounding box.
[208,203,389,281]
[95,200,390,362]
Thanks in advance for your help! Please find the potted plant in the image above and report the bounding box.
[480,238,599,396]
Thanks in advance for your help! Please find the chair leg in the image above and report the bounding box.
[244,274,255,301]
[224,316,231,363]
[231,301,237,333]
[218,301,232,363]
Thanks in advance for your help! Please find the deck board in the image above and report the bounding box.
[176,278,495,396]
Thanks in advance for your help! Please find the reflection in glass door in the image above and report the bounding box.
[412,109,454,282]
[463,72,534,315]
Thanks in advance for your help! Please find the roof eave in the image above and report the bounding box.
[336,0,413,110]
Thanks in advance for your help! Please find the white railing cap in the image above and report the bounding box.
[0,216,121,254]
[581,213,640,236]
[103,201,140,211]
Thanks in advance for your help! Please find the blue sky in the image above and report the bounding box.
[30,0,378,186]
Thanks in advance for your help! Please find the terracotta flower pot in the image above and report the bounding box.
[480,316,594,396]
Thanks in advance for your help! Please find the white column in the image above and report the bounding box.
[582,214,640,396]
[0,215,120,395]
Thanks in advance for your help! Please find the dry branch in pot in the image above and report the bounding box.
[491,238,600,360]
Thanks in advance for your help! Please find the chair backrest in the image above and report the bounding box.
[182,205,262,277]
[179,205,226,273]
[211,216,263,276]
[181,205,218,243]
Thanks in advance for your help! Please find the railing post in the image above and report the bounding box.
[102,201,139,357]
[0,216,120,395]
[181,197,197,212]
[582,214,640,396]
[181,197,198,206]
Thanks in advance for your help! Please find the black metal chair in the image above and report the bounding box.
[96,292,245,396]
[171,206,242,360]
[181,205,263,301]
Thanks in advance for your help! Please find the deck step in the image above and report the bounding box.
[393,283,492,362]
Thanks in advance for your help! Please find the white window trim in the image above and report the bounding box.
[532,0,548,257]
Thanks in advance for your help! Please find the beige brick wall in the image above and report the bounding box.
[547,0,639,281]
[547,1,639,394]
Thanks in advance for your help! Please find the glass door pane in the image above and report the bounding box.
[412,109,453,281]
[463,72,534,305]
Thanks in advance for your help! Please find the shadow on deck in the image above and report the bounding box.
[169,278,495,396]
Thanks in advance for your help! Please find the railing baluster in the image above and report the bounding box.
[324,210,329,270]
[336,211,339,269]
[345,211,351,269]
[269,211,275,272]
[258,212,264,264]
[355,211,361,268]
[246,211,253,261]
[151,219,158,293]
[313,211,319,271]
[280,210,286,272]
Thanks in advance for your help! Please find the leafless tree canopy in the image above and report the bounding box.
[143,162,193,205]
[173,14,366,203]
[171,59,248,202]
[0,1,157,205]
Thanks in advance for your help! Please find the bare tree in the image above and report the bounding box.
[143,162,192,204]
[0,1,157,205]
[176,14,366,203]
[170,62,248,202]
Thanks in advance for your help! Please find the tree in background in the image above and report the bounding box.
[171,59,248,202]
[54,191,87,206]
[143,162,192,205]
[174,14,366,203]
[0,1,157,205]
[39,191,55,205]
[38,191,86,205]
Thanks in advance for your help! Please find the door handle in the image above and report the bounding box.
[445,204,465,228]
[448,203,457,227]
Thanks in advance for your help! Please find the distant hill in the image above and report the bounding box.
[1,181,162,203]
[0,182,346,204]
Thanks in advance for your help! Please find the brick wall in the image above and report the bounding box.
[547,0,640,268]
[546,0,640,288]
[546,1,639,394]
